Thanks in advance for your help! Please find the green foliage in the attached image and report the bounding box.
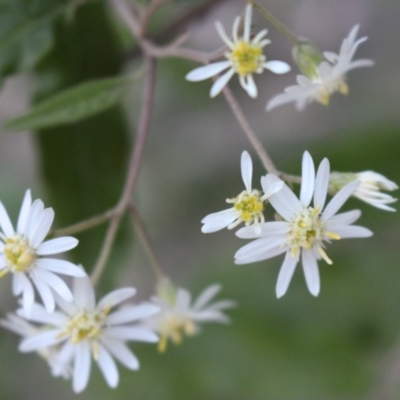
[0,0,67,80]
[6,71,143,130]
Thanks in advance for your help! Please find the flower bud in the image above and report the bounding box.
[292,38,324,79]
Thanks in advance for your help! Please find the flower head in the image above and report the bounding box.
[0,190,85,315]
[186,4,290,98]
[235,151,373,298]
[330,171,398,211]
[142,278,235,353]
[1,313,71,379]
[18,276,159,393]
[267,25,374,111]
[201,151,283,234]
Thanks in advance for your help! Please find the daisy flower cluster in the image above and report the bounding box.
[0,191,234,393]
[202,151,397,297]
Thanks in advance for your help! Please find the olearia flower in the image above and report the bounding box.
[18,275,159,393]
[330,171,398,211]
[0,190,85,315]
[142,278,235,353]
[185,4,290,98]
[235,151,373,298]
[201,151,284,234]
[0,313,71,379]
[267,25,374,111]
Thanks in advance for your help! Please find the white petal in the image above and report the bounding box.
[0,201,14,237]
[232,17,240,42]
[243,4,252,41]
[329,225,373,238]
[201,208,238,233]
[276,252,298,298]
[241,151,253,192]
[322,180,360,220]
[32,269,73,303]
[252,29,269,45]
[31,274,55,313]
[192,284,221,311]
[24,199,44,238]
[104,327,159,342]
[12,273,24,296]
[20,274,35,316]
[37,237,78,255]
[176,288,191,310]
[102,338,139,370]
[35,258,86,277]
[73,342,91,393]
[52,341,74,376]
[235,235,286,260]
[264,60,291,74]
[313,158,330,209]
[262,180,284,199]
[185,61,231,82]
[17,190,32,234]
[301,250,320,296]
[19,329,63,352]
[96,344,119,388]
[244,75,258,98]
[235,245,287,264]
[29,208,54,248]
[106,304,159,325]
[325,210,361,229]
[215,21,234,48]
[262,175,302,220]
[300,151,315,207]
[236,221,289,239]
[98,287,136,310]
[21,302,66,326]
[73,276,95,310]
[210,68,235,98]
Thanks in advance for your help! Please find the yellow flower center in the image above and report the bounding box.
[230,41,263,76]
[63,310,105,344]
[227,190,264,224]
[157,313,196,353]
[288,206,339,264]
[4,235,36,273]
[314,78,349,106]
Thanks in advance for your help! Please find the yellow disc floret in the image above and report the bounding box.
[227,190,265,226]
[229,41,263,76]
[4,235,36,273]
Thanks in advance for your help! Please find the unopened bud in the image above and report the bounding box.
[292,39,324,79]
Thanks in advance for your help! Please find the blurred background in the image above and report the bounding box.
[0,0,399,399]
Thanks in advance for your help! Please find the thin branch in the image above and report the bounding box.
[128,202,164,281]
[90,56,157,286]
[222,86,279,175]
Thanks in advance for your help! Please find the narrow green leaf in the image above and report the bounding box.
[6,72,142,130]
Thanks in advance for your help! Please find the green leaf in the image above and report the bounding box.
[0,0,67,77]
[5,72,142,130]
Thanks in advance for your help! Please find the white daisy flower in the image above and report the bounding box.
[1,313,71,379]
[0,190,85,315]
[18,275,159,393]
[201,151,284,234]
[185,4,290,98]
[267,25,374,111]
[142,279,235,352]
[330,171,398,211]
[235,151,373,298]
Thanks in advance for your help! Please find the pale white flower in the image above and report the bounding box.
[267,25,374,111]
[201,151,284,234]
[185,4,290,98]
[142,279,235,352]
[1,313,71,379]
[235,151,373,298]
[0,190,85,315]
[18,275,159,393]
[330,171,398,211]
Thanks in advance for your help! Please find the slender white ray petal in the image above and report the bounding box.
[106,304,159,325]
[35,258,86,277]
[97,345,119,388]
[301,250,320,296]
[322,180,359,220]
[37,237,78,255]
[31,274,56,313]
[192,284,221,311]
[264,60,291,74]
[241,151,253,192]
[98,288,136,310]
[276,252,299,298]
[185,61,231,81]
[104,327,159,342]
[235,245,287,264]
[73,275,95,310]
[102,338,139,370]
[19,329,63,352]
[29,208,54,248]
[243,4,252,41]
[20,273,35,315]
[329,225,373,238]
[300,151,315,206]
[215,21,234,48]
[244,75,258,98]
[235,235,285,260]
[17,190,32,234]
[210,68,235,98]
[20,303,66,326]
[73,342,91,393]
[176,288,192,310]
[313,158,330,208]
[201,209,238,233]
[324,210,361,229]
[25,199,44,238]
[33,269,73,303]
[0,202,14,237]
[236,221,289,239]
